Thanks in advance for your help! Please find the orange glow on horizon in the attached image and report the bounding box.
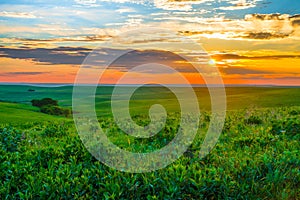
[0,55,299,86]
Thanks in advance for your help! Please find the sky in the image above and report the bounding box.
[0,0,299,85]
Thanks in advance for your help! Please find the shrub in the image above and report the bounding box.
[31,98,58,108]
[31,98,71,117]
[40,105,71,117]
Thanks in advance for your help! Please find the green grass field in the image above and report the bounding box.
[0,102,67,124]
[1,85,300,116]
[0,85,299,199]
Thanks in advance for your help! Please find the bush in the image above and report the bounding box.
[40,106,71,117]
[31,98,58,108]
[31,98,71,117]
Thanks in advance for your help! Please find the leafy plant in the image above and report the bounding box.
[0,106,299,199]
[0,126,23,152]
[245,115,263,125]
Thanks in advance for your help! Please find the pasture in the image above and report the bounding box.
[0,84,299,199]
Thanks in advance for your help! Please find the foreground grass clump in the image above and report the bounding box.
[0,107,299,199]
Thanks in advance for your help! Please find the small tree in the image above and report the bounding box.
[31,98,58,108]
[40,106,71,117]
[31,98,71,117]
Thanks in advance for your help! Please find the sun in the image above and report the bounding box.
[208,59,216,65]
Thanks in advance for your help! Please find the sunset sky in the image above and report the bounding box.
[0,0,299,85]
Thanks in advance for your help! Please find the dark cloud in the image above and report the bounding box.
[0,72,48,76]
[178,30,216,36]
[291,20,300,27]
[80,65,94,69]
[220,66,271,75]
[108,50,200,73]
[290,14,300,27]
[0,46,92,65]
[290,14,300,19]
[245,13,288,21]
[211,53,300,61]
[0,47,206,73]
[238,75,300,80]
[243,32,290,39]
[16,35,112,42]
[0,46,144,66]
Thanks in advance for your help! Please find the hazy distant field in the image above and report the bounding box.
[0,85,300,118]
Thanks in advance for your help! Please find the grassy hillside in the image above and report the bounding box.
[0,85,299,199]
[1,85,300,117]
[224,87,300,110]
[0,102,66,124]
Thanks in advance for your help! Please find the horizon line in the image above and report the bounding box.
[0,82,299,88]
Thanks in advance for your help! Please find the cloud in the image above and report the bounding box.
[74,0,100,7]
[0,72,48,76]
[0,47,92,65]
[218,5,254,10]
[218,0,258,10]
[97,0,147,5]
[214,51,300,79]
[245,13,290,21]
[220,66,271,75]
[116,8,136,14]
[243,14,298,39]
[105,14,145,27]
[211,53,300,61]
[112,35,176,44]
[107,50,199,73]
[171,13,300,40]
[0,24,80,37]
[290,14,300,27]
[0,11,37,19]
[0,47,199,73]
[153,0,212,11]
[0,46,207,74]
[242,32,290,39]
[17,35,113,42]
[0,5,126,38]
[233,74,300,81]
